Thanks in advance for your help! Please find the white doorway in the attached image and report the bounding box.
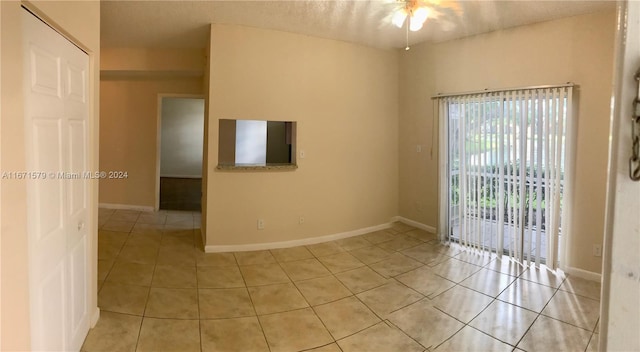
[156,96,205,211]
[22,8,91,350]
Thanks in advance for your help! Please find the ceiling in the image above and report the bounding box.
[101,0,615,50]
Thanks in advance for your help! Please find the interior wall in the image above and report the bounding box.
[398,10,616,274]
[0,1,100,349]
[206,24,399,246]
[160,98,204,177]
[99,48,205,208]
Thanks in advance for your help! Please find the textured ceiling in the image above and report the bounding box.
[101,0,615,50]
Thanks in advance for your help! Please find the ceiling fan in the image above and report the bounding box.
[388,0,462,50]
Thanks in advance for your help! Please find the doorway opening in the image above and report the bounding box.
[157,96,205,211]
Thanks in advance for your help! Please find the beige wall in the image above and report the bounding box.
[99,48,205,208]
[398,10,616,274]
[205,24,399,246]
[0,1,100,349]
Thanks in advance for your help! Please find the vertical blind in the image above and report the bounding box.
[436,85,574,269]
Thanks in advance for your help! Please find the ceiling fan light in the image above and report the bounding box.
[409,18,424,31]
[412,7,430,24]
[392,9,408,28]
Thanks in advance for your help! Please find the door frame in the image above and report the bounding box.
[155,94,205,211]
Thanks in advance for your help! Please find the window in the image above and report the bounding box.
[437,85,575,268]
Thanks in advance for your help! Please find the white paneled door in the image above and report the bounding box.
[22,9,91,351]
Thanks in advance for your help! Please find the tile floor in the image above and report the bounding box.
[86,208,601,352]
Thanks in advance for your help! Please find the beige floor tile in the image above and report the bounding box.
[144,288,198,319]
[453,250,495,267]
[542,290,600,330]
[389,299,464,349]
[389,222,416,233]
[152,265,197,288]
[307,343,342,352]
[102,220,135,233]
[484,257,527,277]
[98,282,150,315]
[314,296,380,339]
[249,283,309,315]
[431,258,482,283]
[112,209,141,220]
[520,264,566,288]
[362,230,395,244]
[270,246,315,262]
[587,332,599,352]
[396,266,456,298]
[126,232,162,246]
[99,230,130,243]
[317,252,364,273]
[295,276,352,306]
[461,268,516,297]
[106,262,154,286]
[98,208,115,218]
[280,258,331,281]
[195,251,237,266]
[306,242,346,257]
[136,213,167,225]
[234,250,276,265]
[260,308,334,352]
[198,288,255,319]
[156,246,196,266]
[470,300,537,345]
[356,281,423,318]
[348,245,394,264]
[404,229,437,242]
[165,212,194,224]
[164,220,194,231]
[335,236,373,251]
[517,315,591,352]
[560,276,601,301]
[160,233,194,247]
[401,243,452,265]
[136,318,200,352]
[369,253,423,278]
[240,263,291,286]
[200,317,269,352]
[98,259,114,281]
[431,285,493,323]
[335,266,388,294]
[377,234,423,252]
[428,242,463,257]
[82,311,141,352]
[497,278,557,312]
[116,243,159,265]
[337,321,424,352]
[433,326,513,352]
[131,223,163,236]
[98,239,126,261]
[197,266,245,288]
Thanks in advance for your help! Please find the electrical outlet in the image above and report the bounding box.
[299,150,306,159]
[416,145,422,153]
[299,217,305,225]
[257,219,265,230]
[593,244,602,257]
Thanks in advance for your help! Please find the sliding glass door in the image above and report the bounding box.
[437,86,574,268]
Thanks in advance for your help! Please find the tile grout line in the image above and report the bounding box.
[233,252,273,352]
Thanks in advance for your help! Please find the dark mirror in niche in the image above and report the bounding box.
[218,119,297,168]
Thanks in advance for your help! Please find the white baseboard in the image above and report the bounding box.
[394,216,437,234]
[205,222,394,253]
[90,307,100,328]
[98,203,155,212]
[564,266,602,282]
